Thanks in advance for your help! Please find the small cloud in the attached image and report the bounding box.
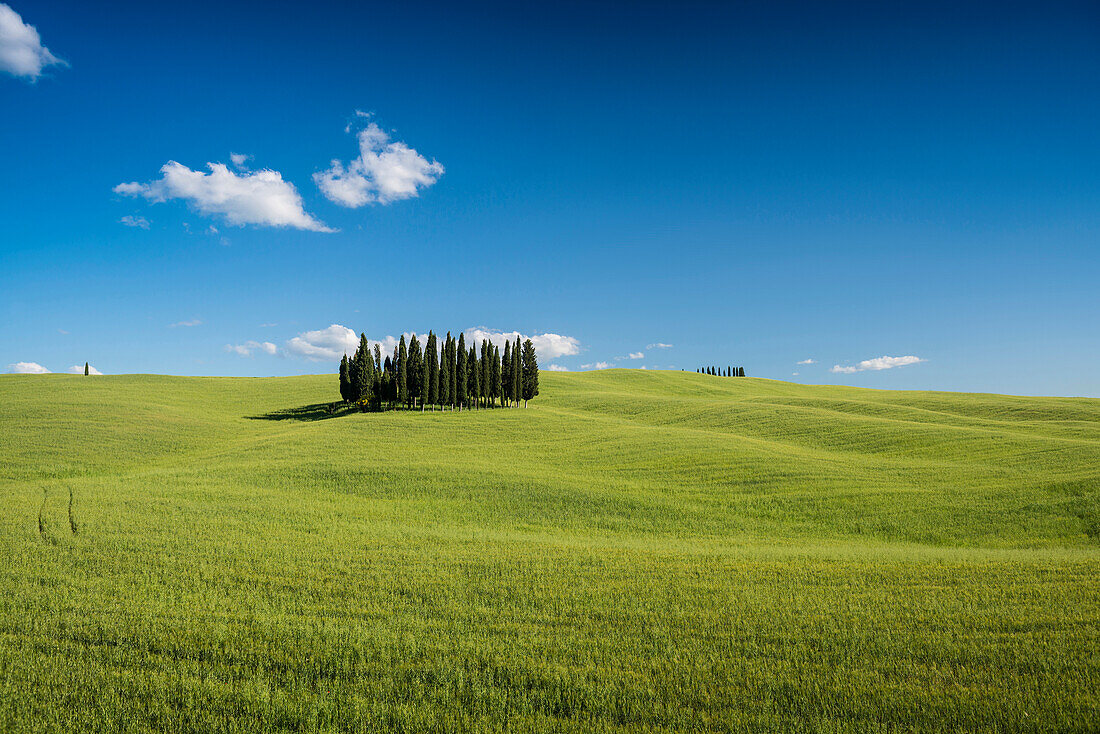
[229,152,251,169]
[225,341,278,357]
[0,4,66,81]
[315,119,444,207]
[259,322,277,328]
[547,364,569,372]
[628,352,644,359]
[206,225,218,235]
[792,371,799,376]
[67,364,102,375]
[796,358,816,365]
[119,215,150,229]
[647,343,673,350]
[170,319,202,328]
[7,361,50,373]
[57,328,68,335]
[830,355,925,374]
[580,362,611,370]
[116,160,333,232]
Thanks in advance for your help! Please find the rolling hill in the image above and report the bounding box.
[1,370,1097,732]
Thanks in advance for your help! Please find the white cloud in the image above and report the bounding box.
[628,352,644,359]
[115,161,332,232]
[67,364,102,375]
[547,364,569,372]
[796,358,816,365]
[830,355,924,374]
[580,362,611,370]
[647,343,673,350]
[0,4,65,80]
[226,341,278,357]
[7,361,50,373]
[57,328,68,335]
[170,319,202,328]
[464,327,580,360]
[315,121,444,207]
[285,324,359,361]
[119,215,150,229]
[230,152,251,168]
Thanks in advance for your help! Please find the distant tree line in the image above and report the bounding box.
[698,366,745,377]
[339,332,540,411]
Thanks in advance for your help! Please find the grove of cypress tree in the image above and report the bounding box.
[456,333,467,409]
[520,339,538,407]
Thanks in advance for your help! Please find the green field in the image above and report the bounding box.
[1,370,1098,732]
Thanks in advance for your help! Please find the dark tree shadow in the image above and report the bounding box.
[246,402,356,422]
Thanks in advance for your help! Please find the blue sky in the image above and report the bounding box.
[2,0,1098,395]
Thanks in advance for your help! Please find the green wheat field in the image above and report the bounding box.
[1,370,1098,732]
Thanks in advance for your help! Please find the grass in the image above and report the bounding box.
[0,370,1097,732]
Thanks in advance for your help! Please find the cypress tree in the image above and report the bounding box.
[456,333,467,409]
[513,337,522,408]
[739,366,745,377]
[428,332,440,410]
[347,346,361,401]
[339,354,351,402]
[469,345,479,410]
[493,345,502,407]
[84,362,89,376]
[520,339,539,407]
[502,340,512,406]
[408,335,422,408]
[480,340,490,408]
[355,334,373,408]
[440,332,451,409]
[446,336,455,407]
[420,340,430,411]
[397,335,408,408]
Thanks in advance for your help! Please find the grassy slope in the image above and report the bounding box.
[0,371,1097,732]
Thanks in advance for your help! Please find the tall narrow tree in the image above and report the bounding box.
[427,332,439,410]
[397,335,408,408]
[493,345,502,407]
[469,345,480,410]
[408,335,422,408]
[439,332,451,409]
[420,340,430,411]
[456,333,467,409]
[84,362,89,376]
[339,354,351,402]
[520,339,539,407]
[502,340,512,406]
[513,336,522,408]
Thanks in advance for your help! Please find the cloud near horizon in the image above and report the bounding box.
[67,364,102,374]
[225,341,278,357]
[463,328,580,360]
[315,120,444,207]
[580,361,611,370]
[7,361,50,373]
[831,355,924,374]
[796,358,816,365]
[115,161,332,232]
[0,4,65,80]
[647,343,672,350]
